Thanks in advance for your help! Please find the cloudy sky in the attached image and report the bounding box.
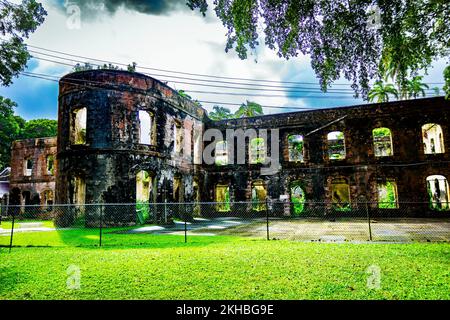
[0,0,447,120]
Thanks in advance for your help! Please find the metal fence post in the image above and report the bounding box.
[365,201,372,241]
[99,203,103,247]
[184,206,187,244]
[9,210,15,253]
[266,198,270,241]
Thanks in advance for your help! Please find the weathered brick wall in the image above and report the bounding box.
[9,137,57,205]
[205,97,450,213]
[49,69,450,220]
[56,70,206,209]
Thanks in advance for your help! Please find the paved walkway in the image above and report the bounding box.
[124,217,450,242]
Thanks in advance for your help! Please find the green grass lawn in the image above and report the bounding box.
[0,237,449,300]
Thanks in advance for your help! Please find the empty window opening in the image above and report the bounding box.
[422,124,445,154]
[290,182,306,215]
[24,158,33,176]
[136,170,152,223]
[71,176,85,205]
[288,135,304,162]
[377,180,398,208]
[373,128,393,157]
[250,137,266,164]
[252,181,267,211]
[327,131,346,160]
[426,175,450,211]
[215,141,228,166]
[46,155,55,175]
[215,184,231,212]
[138,111,153,145]
[22,190,32,206]
[173,175,183,202]
[173,122,184,154]
[71,107,87,145]
[42,190,54,208]
[193,179,201,215]
[332,178,351,211]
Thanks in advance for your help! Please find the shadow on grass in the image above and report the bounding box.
[3,224,252,250]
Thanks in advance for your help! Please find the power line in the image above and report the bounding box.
[29,51,365,93]
[26,44,445,88]
[20,70,371,100]
[19,72,322,111]
[28,55,439,100]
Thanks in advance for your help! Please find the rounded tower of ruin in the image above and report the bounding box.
[56,70,206,215]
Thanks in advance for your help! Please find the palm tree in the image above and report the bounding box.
[406,76,429,98]
[368,81,399,103]
[234,101,264,118]
[208,106,234,120]
[433,87,440,96]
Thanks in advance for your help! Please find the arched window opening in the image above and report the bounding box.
[426,175,450,211]
[173,175,183,203]
[173,121,183,154]
[331,178,351,211]
[249,137,266,164]
[288,135,304,162]
[215,184,231,212]
[136,170,152,223]
[377,180,398,208]
[46,155,55,175]
[422,124,445,154]
[71,176,85,205]
[215,141,228,166]
[42,190,54,209]
[252,181,267,211]
[327,131,346,160]
[290,182,305,215]
[71,107,87,145]
[24,158,33,177]
[373,128,393,157]
[138,111,153,145]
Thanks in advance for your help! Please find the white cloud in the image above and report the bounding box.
[17,0,447,118]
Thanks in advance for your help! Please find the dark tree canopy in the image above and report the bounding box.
[0,96,57,170]
[19,118,58,139]
[0,96,21,169]
[0,0,47,86]
[187,0,450,98]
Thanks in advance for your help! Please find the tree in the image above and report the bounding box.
[405,76,429,99]
[19,119,57,139]
[0,96,58,170]
[0,0,47,86]
[368,81,398,103]
[178,90,193,100]
[208,105,234,120]
[444,66,450,99]
[0,96,23,169]
[73,62,94,72]
[187,0,449,98]
[234,100,263,118]
[432,87,440,96]
[127,62,137,72]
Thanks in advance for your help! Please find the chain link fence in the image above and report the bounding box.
[1,201,449,249]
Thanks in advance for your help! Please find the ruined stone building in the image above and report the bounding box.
[8,69,450,220]
[0,167,10,206]
[9,137,57,207]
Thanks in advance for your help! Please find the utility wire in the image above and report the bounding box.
[29,51,366,93]
[19,72,321,111]
[26,44,445,88]
[20,70,371,100]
